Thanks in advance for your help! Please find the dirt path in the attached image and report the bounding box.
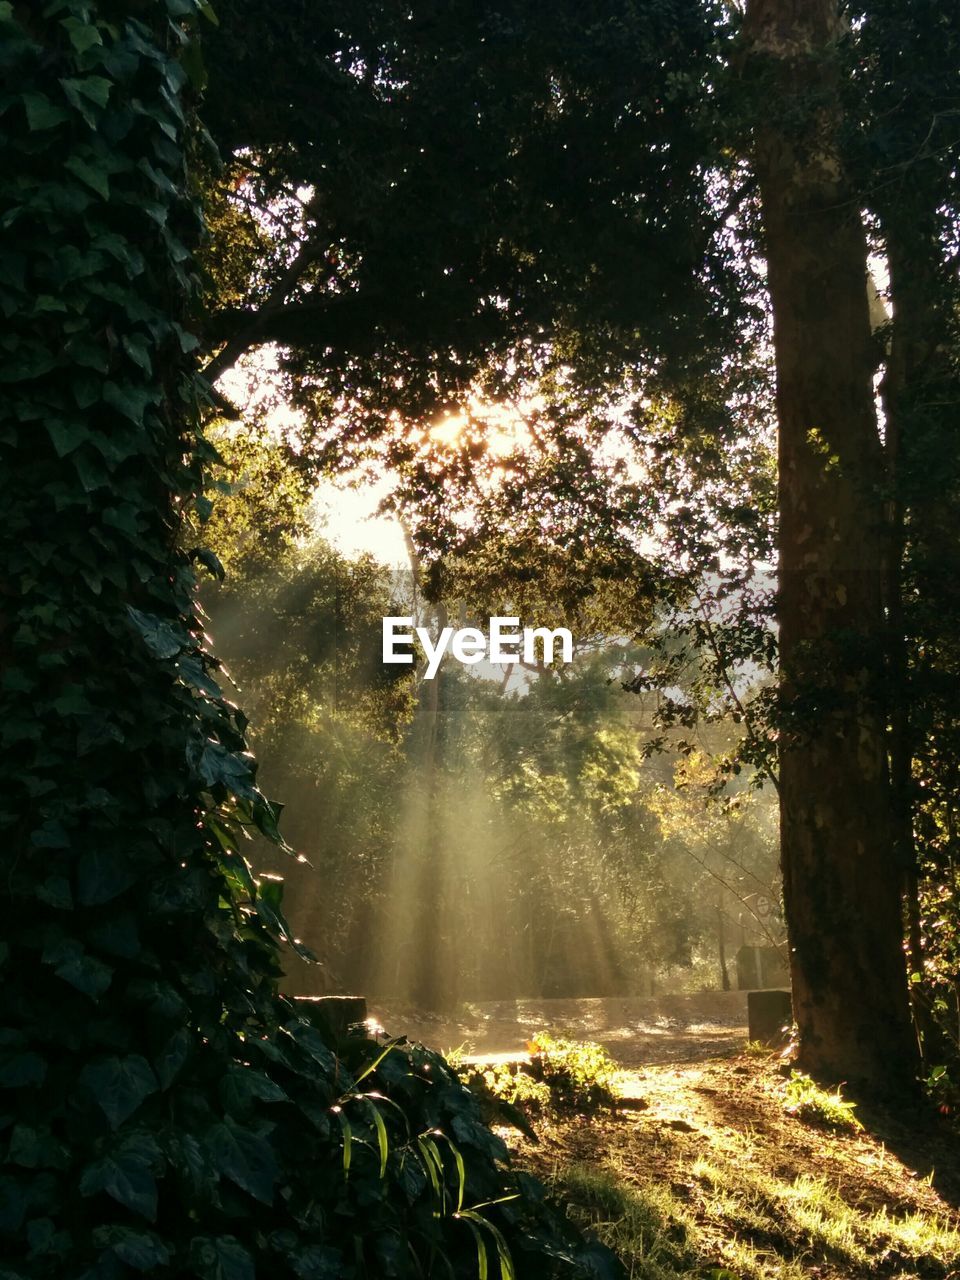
[369,990,749,1066]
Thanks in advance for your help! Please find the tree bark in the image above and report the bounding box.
[743,0,918,1094]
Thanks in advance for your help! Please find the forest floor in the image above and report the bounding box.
[372,995,960,1279]
[513,1051,960,1280]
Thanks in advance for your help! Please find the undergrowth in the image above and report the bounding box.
[526,1034,619,1112]
[782,1071,863,1132]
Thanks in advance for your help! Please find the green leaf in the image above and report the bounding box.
[93,1226,171,1272]
[121,334,153,375]
[64,156,110,201]
[219,1064,287,1115]
[127,606,183,660]
[60,16,103,55]
[103,381,156,426]
[191,547,225,582]
[8,1125,67,1171]
[334,1109,352,1177]
[155,1027,192,1090]
[60,76,112,110]
[198,743,255,797]
[46,939,113,1001]
[189,1236,254,1280]
[460,1216,488,1280]
[205,1120,277,1204]
[22,93,70,131]
[80,1145,159,1221]
[80,1055,159,1129]
[45,420,87,458]
[288,1245,342,1280]
[77,848,137,906]
[363,1097,389,1179]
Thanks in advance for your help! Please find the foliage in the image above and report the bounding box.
[198,456,748,1005]
[782,1073,863,1134]
[526,1037,619,1114]
[0,4,623,1276]
[455,1061,553,1136]
[456,1035,620,1125]
[478,1066,553,1117]
[200,0,735,423]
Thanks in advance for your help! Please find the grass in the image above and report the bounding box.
[561,1154,960,1279]
[559,1164,699,1280]
[508,1054,960,1280]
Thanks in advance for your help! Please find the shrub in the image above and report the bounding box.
[527,1035,620,1113]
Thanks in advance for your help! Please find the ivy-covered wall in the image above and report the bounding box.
[0,4,618,1277]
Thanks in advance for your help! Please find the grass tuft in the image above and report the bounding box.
[782,1071,863,1132]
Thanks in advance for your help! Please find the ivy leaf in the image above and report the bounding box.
[64,156,110,201]
[22,93,70,131]
[198,743,255,797]
[205,1119,277,1205]
[8,1125,68,1170]
[80,1140,159,1221]
[127,606,183,660]
[219,1065,287,1116]
[92,1226,171,1272]
[80,1056,159,1129]
[103,381,156,426]
[60,76,112,117]
[36,875,73,910]
[77,848,137,906]
[189,1236,254,1280]
[154,1026,192,1091]
[45,939,113,1001]
[31,820,69,849]
[190,547,225,582]
[44,419,87,458]
[60,16,103,55]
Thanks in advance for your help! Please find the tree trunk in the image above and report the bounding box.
[743,0,918,1094]
[717,894,731,991]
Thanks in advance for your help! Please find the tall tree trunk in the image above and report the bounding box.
[743,0,918,1094]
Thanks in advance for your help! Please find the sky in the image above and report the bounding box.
[310,473,409,567]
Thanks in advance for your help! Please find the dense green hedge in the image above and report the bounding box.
[0,4,619,1277]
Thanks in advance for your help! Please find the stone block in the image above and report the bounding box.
[747,988,792,1046]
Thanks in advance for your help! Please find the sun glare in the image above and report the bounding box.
[427,397,536,457]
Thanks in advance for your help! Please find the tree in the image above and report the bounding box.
[740,0,918,1091]
[0,4,620,1276]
